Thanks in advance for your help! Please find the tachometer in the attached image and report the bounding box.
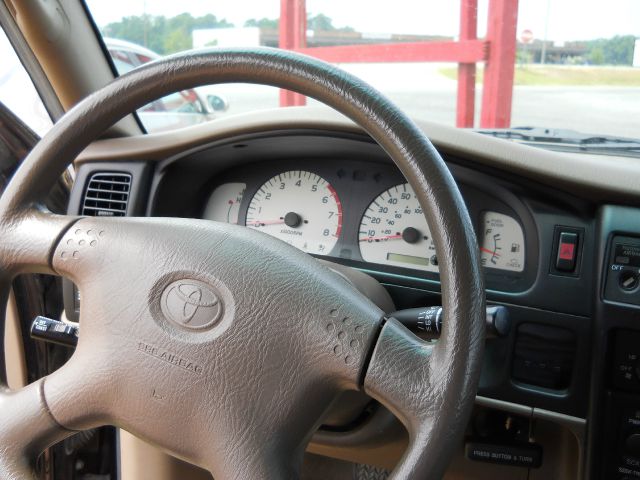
[480,211,525,272]
[246,170,342,255]
[358,183,438,272]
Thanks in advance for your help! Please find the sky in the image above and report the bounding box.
[86,0,640,43]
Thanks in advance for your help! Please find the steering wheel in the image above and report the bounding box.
[0,48,485,479]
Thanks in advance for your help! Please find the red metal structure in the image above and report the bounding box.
[480,0,519,127]
[279,0,307,107]
[457,0,478,127]
[278,0,519,128]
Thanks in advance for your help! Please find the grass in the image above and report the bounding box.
[439,65,640,87]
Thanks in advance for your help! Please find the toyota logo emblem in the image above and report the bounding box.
[160,279,223,330]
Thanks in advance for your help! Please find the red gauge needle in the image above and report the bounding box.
[480,247,501,257]
[359,234,402,242]
[246,219,285,227]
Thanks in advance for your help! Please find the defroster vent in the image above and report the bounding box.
[82,172,132,216]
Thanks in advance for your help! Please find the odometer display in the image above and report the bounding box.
[246,170,342,255]
[386,252,431,267]
[358,183,438,272]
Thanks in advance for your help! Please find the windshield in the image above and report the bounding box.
[85,0,640,144]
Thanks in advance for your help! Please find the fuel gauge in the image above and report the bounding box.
[480,211,525,272]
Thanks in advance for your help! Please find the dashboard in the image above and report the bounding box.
[67,110,640,479]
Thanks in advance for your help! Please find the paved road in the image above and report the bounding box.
[212,62,640,139]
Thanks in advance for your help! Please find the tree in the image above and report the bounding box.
[164,29,191,53]
[586,35,635,65]
[103,15,153,49]
[307,13,354,32]
[103,12,356,54]
[103,13,234,55]
[589,46,605,65]
[244,13,354,33]
[307,13,333,31]
[244,18,279,29]
[194,14,233,30]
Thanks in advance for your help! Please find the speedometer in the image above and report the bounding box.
[245,170,342,255]
[358,183,438,272]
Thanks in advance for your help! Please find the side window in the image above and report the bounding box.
[0,28,52,137]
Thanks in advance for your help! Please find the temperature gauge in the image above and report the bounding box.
[480,211,525,272]
[203,182,246,224]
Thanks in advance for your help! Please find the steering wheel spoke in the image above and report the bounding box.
[365,314,483,479]
[364,318,438,424]
[0,381,74,478]
[0,208,78,277]
[203,442,303,480]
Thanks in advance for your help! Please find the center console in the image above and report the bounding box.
[589,207,640,480]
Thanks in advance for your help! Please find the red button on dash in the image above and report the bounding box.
[559,242,575,261]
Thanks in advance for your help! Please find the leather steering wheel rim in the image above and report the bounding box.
[0,48,485,479]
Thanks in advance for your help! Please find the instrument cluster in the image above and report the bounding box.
[202,168,527,276]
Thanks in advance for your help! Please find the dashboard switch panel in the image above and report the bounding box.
[612,330,640,392]
[605,236,640,306]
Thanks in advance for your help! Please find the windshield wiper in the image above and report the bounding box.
[475,127,640,158]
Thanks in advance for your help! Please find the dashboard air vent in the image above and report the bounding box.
[81,172,132,217]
